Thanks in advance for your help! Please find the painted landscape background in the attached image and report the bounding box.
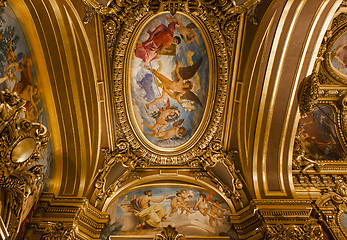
[102,187,233,239]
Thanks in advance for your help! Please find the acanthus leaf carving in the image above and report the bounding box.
[154,224,186,240]
[298,73,319,117]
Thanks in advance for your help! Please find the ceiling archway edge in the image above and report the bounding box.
[237,0,342,199]
[7,0,106,197]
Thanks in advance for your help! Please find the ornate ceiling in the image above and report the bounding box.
[1,0,347,239]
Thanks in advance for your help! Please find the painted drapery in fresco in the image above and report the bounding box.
[130,13,209,148]
[102,187,233,238]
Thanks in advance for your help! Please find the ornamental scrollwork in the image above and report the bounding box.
[297,73,319,117]
[313,181,347,239]
[41,222,76,240]
[0,0,6,8]
[0,90,49,236]
[188,140,244,203]
[95,138,149,202]
[153,225,186,240]
[265,223,323,240]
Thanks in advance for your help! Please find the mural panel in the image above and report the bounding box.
[102,187,232,239]
[0,5,51,236]
[130,13,209,148]
[297,105,344,160]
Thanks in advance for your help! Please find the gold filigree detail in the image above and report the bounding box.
[265,223,323,239]
[297,73,319,117]
[0,0,6,7]
[95,138,148,202]
[41,222,75,240]
[189,140,244,204]
[154,225,186,240]
[313,181,347,239]
[0,90,49,236]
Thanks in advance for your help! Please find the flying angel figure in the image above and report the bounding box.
[145,59,203,109]
[145,119,185,140]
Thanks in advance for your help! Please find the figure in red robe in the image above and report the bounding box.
[135,21,181,63]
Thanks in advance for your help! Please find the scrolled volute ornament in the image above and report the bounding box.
[297,73,319,117]
[154,225,186,240]
[95,138,148,201]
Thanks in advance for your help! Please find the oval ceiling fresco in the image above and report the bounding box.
[129,13,210,149]
[331,31,347,75]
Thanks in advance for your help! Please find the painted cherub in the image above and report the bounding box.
[145,119,185,140]
[142,99,179,133]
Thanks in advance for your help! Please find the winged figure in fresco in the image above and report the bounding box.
[142,99,180,133]
[145,59,203,109]
[174,14,200,46]
[145,119,185,140]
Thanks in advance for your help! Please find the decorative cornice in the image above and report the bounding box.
[25,193,109,240]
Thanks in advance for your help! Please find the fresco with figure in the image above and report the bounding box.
[297,105,344,160]
[130,13,209,148]
[0,6,51,238]
[102,187,233,238]
[331,31,347,75]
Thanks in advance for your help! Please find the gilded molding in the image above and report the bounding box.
[154,225,186,240]
[25,193,109,240]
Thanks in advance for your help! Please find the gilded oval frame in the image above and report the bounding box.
[125,12,214,153]
[113,9,229,164]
